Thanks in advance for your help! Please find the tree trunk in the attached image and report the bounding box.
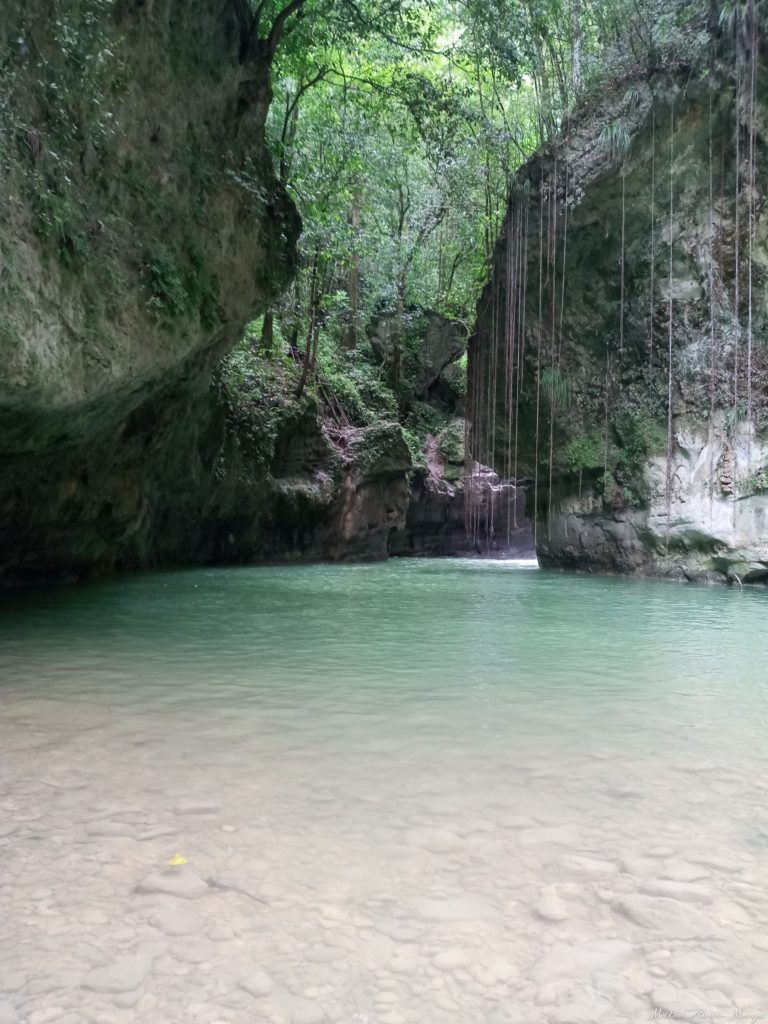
[295,305,318,399]
[296,251,320,399]
[341,191,361,349]
[572,0,583,98]
[392,276,406,393]
[260,309,274,352]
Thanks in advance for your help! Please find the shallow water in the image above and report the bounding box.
[1,560,768,1024]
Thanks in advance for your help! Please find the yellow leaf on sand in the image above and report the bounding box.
[167,853,187,866]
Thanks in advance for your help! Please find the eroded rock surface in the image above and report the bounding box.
[0,0,301,585]
[471,67,768,582]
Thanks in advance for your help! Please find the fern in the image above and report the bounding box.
[623,87,641,111]
[541,366,573,409]
[599,119,631,164]
[719,1,741,30]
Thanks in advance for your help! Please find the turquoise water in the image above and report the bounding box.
[1,561,767,1024]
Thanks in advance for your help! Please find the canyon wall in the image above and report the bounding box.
[471,48,768,582]
[0,0,415,585]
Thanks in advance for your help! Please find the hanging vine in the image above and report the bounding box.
[665,100,675,529]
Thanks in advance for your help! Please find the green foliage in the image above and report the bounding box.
[145,249,190,320]
[583,410,668,506]
[144,243,221,326]
[541,366,573,410]
[449,354,468,401]
[215,342,317,480]
[347,420,409,476]
[186,242,222,328]
[561,406,665,504]
[316,345,399,426]
[267,0,547,352]
[596,470,615,496]
[30,183,88,266]
[563,433,605,473]
[599,119,631,164]
[1,0,127,173]
[122,158,163,216]
[719,1,740,30]
[614,411,667,470]
[402,428,427,468]
[437,420,466,465]
[741,467,768,497]
[402,401,453,469]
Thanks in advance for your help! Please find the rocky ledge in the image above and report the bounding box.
[390,435,534,559]
[538,420,768,584]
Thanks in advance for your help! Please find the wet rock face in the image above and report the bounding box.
[0,400,412,583]
[256,420,413,565]
[391,467,534,558]
[537,420,768,582]
[472,65,768,582]
[330,424,413,561]
[368,308,466,402]
[390,432,534,558]
[0,0,303,585]
[189,415,412,568]
[1,0,295,428]
[0,5,445,585]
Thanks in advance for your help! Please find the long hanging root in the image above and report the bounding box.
[665,101,675,547]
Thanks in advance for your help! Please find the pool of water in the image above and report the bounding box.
[1,560,767,1024]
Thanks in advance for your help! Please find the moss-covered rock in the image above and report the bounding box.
[0,0,302,584]
[436,421,466,480]
[471,60,768,583]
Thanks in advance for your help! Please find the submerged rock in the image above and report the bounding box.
[83,953,153,994]
[240,970,273,997]
[136,867,209,900]
[431,948,474,971]
[409,894,498,922]
[639,879,712,903]
[529,940,634,985]
[651,984,710,1016]
[534,889,569,922]
[149,907,205,936]
[556,855,619,880]
[613,894,714,939]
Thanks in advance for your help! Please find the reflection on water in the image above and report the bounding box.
[1,561,767,1024]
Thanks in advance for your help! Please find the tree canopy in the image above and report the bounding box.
[245,0,711,414]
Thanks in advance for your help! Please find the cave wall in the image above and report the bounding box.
[471,45,768,582]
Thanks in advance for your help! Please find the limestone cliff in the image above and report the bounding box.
[0,1,412,585]
[471,39,768,583]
